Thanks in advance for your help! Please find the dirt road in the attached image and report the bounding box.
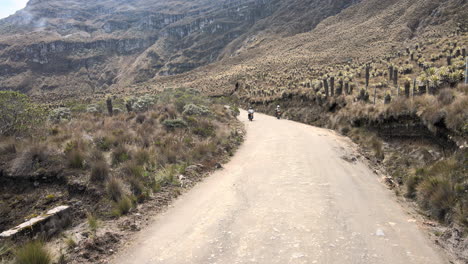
[112,111,447,264]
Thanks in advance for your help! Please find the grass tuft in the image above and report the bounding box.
[112,196,133,217]
[87,213,99,236]
[90,160,109,182]
[67,149,85,169]
[106,177,123,202]
[14,241,52,264]
[65,236,77,249]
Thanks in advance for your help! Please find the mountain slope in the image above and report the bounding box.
[0,0,466,98]
[0,0,360,95]
[157,0,467,96]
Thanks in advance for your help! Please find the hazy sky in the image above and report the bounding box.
[0,0,28,19]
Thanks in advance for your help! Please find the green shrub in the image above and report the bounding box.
[90,160,109,182]
[182,104,210,116]
[65,100,87,113]
[86,104,100,114]
[133,96,156,113]
[14,241,51,264]
[162,119,188,129]
[49,107,71,123]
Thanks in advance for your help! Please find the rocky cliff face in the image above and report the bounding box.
[0,0,360,95]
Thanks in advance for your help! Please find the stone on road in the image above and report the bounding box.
[112,111,447,264]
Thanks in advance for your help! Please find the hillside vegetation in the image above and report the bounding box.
[231,32,468,261]
[1,0,466,98]
[0,88,242,262]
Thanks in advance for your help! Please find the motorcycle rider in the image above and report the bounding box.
[248,107,255,121]
[275,105,281,119]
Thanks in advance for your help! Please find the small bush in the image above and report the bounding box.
[182,104,210,116]
[49,107,71,123]
[90,160,109,182]
[106,177,123,202]
[0,91,48,136]
[162,119,188,130]
[133,96,156,113]
[86,105,100,114]
[14,241,52,264]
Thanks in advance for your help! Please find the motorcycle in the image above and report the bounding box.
[275,110,281,119]
[248,112,254,121]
